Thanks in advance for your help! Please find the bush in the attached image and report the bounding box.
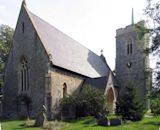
[116,82,145,121]
[149,89,160,115]
[60,85,108,118]
[60,93,76,112]
[150,99,160,115]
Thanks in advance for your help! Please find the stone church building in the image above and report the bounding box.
[3,1,150,119]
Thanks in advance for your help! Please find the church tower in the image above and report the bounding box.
[115,20,151,100]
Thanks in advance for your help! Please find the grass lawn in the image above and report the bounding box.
[1,120,45,130]
[1,116,160,130]
[60,116,160,130]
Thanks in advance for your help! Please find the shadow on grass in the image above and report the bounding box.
[1,119,24,122]
[63,117,93,123]
[12,123,35,130]
[62,119,79,123]
[19,123,26,126]
[143,121,160,126]
[82,118,95,125]
[62,117,98,128]
[12,124,42,130]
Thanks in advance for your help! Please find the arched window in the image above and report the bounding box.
[63,83,67,98]
[20,57,29,92]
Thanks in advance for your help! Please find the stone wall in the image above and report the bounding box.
[3,5,49,118]
[45,68,84,119]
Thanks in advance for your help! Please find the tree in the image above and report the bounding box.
[0,24,14,84]
[116,82,145,121]
[144,0,160,87]
[144,0,160,114]
[149,88,160,114]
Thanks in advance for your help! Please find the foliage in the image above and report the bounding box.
[60,85,108,118]
[135,21,150,40]
[0,24,14,73]
[149,87,160,99]
[60,92,77,112]
[0,24,14,87]
[149,88,160,115]
[150,99,160,115]
[143,0,160,115]
[144,0,160,88]
[116,82,145,121]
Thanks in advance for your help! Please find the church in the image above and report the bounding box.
[3,1,150,119]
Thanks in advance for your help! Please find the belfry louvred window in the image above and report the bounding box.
[127,39,133,54]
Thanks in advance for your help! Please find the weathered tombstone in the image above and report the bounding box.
[34,105,47,127]
[96,113,109,126]
[110,118,122,126]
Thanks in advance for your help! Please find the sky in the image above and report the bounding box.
[0,0,148,70]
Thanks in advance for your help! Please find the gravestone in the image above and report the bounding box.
[96,113,109,126]
[34,105,47,127]
[110,118,122,126]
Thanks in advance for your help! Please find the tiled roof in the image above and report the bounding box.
[25,5,110,78]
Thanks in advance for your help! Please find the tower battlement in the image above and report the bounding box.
[116,20,145,36]
[116,25,134,36]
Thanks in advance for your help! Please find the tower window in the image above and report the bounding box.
[22,22,24,33]
[127,44,130,54]
[130,43,132,53]
[127,39,133,54]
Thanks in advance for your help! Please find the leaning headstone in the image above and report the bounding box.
[34,105,47,127]
[110,118,122,126]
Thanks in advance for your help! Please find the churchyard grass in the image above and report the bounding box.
[1,119,45,130]
[1,115,160,130]
[60,116,160,130]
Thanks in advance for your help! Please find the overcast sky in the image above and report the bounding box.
[0,0,148,70]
